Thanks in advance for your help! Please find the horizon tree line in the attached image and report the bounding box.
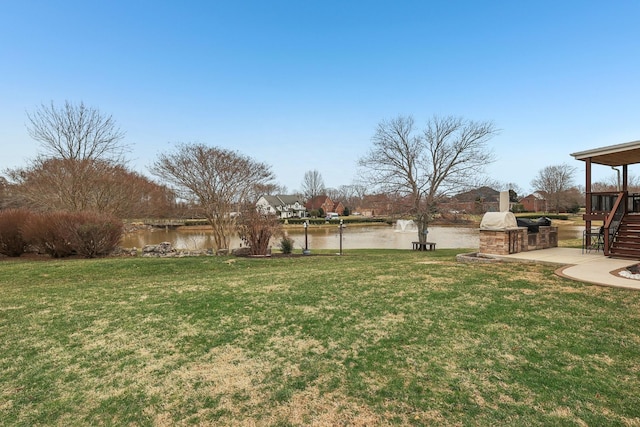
[2,100,619,250]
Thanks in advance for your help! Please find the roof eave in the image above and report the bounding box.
[571,140,640,161]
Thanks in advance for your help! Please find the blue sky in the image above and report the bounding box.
[1,1,639,195]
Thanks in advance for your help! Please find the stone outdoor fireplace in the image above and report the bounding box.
[479,212,558,255]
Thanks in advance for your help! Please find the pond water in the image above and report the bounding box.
[121,223,585,251]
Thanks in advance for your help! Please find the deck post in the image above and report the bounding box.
[623,165,628,213]
[585,157,592,232]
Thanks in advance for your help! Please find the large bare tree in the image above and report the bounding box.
[3,100,144,215]
[300,169,326,200]
[359,115,498,243]
[5,158,175,217]
[150,143,274,251]
[530,164,577,213]
[26,100,127,163]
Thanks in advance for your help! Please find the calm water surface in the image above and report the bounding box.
[121,224,584,251]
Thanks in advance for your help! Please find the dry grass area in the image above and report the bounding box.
[1,249,639,426]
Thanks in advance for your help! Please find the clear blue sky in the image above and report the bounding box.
[1,1,639,195]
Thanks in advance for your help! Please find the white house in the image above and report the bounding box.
[256,195,307,218]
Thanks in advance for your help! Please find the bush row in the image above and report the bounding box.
[0,209,123,258]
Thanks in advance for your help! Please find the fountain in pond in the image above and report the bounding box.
[395,219,418,232]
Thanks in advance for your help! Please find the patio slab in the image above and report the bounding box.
[490,247,640,291]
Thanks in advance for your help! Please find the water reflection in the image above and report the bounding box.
[121,224,585,251]
[286,225,480,250]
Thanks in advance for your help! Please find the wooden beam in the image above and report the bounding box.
[585,157,592,231]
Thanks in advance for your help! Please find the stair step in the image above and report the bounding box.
[613,239,640,244]
[612,245,640,253]
[608,250,640,259]
[604,214,640,258]
[619,227,640,231]
[614,234,640,240]
[613,242,640,248]
[608,253,640,260]
[610,243,640,250]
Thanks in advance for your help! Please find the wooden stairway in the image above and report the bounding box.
[609,214,640,259]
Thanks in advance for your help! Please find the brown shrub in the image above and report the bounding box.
[0,208,32,256]
[23,211,123,258]
[236,207,282,256]
[22,211,75,258]
[66,211,123,258]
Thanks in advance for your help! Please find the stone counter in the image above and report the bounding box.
[479,226,558,255]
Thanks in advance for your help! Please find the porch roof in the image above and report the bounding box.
[571,140,640,166]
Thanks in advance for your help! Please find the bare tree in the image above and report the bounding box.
[592,172,640,193]
[26,100,127,163]
[253,182,288,198]
[4,101,140,215]
[5,158,174,217]
[359,115,498,243]
[488,181,524,198]
[341,184,369,214]
[0,177,10,209]
[324,187,340,201]
[300,169,326,200]
[6,158,105,212]
[150,143,274,251]
[531,164,577,213]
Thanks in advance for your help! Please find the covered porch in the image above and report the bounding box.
[571,140,640,258]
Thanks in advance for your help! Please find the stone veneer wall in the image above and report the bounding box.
[479,226,558,255]
[479,228,525,255]
[527,226,558,251]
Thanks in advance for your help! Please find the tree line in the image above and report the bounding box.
[2,100,619,252]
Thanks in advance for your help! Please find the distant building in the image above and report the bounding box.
[519,192,548,212]
[441,186,501,214]
[256,195,307,218]
[355,193,413,217]
[305,195,344,216]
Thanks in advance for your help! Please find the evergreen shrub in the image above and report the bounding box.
[279,236,294,254]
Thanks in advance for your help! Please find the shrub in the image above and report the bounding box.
[236,207,282,256]
[66,212,123,258]
[279,236,294,254]
[22,211,75,258]
[0,208,32,257]
[22,211,123,258]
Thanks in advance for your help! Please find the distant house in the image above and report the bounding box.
[441,186,501,214]
[519,192,548,212]
[305,195,344,216]
[256,195,307,218]
[355,193,412,217]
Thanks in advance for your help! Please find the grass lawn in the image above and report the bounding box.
[1,250,639,426]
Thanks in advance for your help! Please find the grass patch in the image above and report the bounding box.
[1,250,639,425]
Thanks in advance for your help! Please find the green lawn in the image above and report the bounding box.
[1,250,639,426]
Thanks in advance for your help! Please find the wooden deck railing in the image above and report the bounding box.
[602,192,625,255]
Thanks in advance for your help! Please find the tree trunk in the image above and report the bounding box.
[207,216,231,252]
[416,213,429,244]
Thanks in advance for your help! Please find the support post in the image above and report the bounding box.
[585,157,592,232]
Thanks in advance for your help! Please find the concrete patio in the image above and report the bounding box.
[493,247,640,291]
